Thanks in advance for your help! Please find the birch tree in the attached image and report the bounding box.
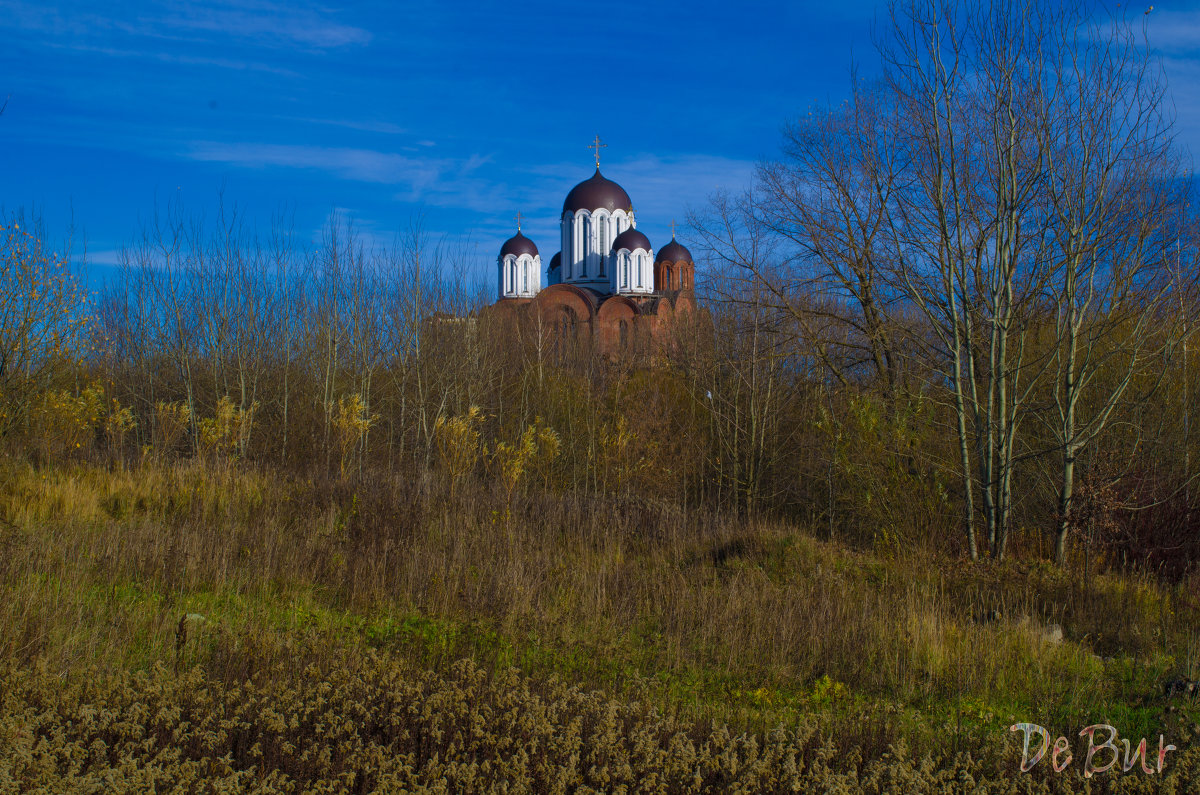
[875,0,1058,560]
[1037,11,1193,564]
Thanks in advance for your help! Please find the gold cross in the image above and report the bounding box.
[670,219,676,239]
[515,211,522,232]
[589,134,606,168]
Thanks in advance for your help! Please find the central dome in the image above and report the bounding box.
[563,169,633,214]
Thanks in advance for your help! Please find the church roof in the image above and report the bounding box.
[499,230,538,258]
[612,227,651,252]
[548,251,561,270]
[563,169,633,214]
[655,238,693,263]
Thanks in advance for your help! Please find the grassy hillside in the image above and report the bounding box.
[1,459,1197,791]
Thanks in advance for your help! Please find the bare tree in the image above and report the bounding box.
[1035,9,1194,564]
[754,77,904,396]
[880,0,1194,562]
[879,0,1065,560]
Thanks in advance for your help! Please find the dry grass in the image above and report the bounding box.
[1,458,1197,790]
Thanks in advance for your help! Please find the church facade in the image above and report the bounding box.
[490,148,696,356]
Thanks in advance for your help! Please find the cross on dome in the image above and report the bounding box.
[589,134,606,168]
[515,211,522,232]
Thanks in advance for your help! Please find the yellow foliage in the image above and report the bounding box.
[0,219,87,437]
[491,417,561,497]
[29,381,135,461]
[197,396,257,462]
[153,401,192,454]
[434,406,485,495]
[105,399,136,453]
[599,414,651,494]
[528,417,561,490]
[331,393,378,476]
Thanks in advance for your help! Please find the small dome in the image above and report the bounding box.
[548,251,561,270]
[656,239,692,264]
[612,228,651,252]
[563,169,633,214]
[500,231,538,259]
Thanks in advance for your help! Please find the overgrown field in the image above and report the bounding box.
[1,459,1197,791]
[5,653,1199,793]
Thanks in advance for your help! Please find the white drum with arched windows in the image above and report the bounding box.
[610,227,653,295]
[497,230,541,299]
[560,168,633,291]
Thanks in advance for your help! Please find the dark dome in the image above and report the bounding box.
[563,169,633,214]
[499,231,538,258]
[655,239,692,263]
[548,251,561,270]
[612,227,651,252]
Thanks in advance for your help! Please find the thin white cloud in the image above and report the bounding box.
[285,117,409,136]
[1146,10,1200,54]
[414,177,511,214]
[617,153,757,210]
[182,141,528,218]
[1,0,371,52]
[459,154,493,175]
[187,142,449,188]
[159,2,372,50]
[1160,55,1200,161]
[83,249,123,267]
[40,40,299,75]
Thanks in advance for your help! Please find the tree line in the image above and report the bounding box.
[691,0,1200,568]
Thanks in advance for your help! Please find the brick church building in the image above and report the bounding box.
[487,142,697,356]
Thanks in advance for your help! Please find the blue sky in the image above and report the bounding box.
[4,0,1200,292]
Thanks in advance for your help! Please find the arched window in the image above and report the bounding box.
[636,254,643,289]
[597,213,609,277]
[573,215,583,279]
[581,214,591,278]
[562,214,571,281]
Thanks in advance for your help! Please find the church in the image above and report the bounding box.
[488,138,697,356]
